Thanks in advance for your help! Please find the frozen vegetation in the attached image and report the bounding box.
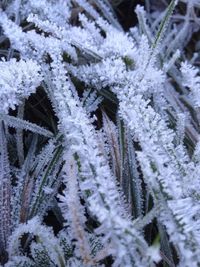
[0,0,200,266]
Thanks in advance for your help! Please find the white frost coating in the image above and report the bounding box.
[181,62,200,107]
[0,0,200,266]
[8,217,65,267]
[47,60,157,267]
[0,59,42,113]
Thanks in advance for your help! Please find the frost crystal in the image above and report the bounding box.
[0,59,42,113]
[0,0,200,266]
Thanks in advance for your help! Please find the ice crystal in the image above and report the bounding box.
[0,0,200,266]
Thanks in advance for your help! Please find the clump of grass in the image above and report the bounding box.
[0,0,200,266]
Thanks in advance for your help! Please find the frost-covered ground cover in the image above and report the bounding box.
[0,0,200,266]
